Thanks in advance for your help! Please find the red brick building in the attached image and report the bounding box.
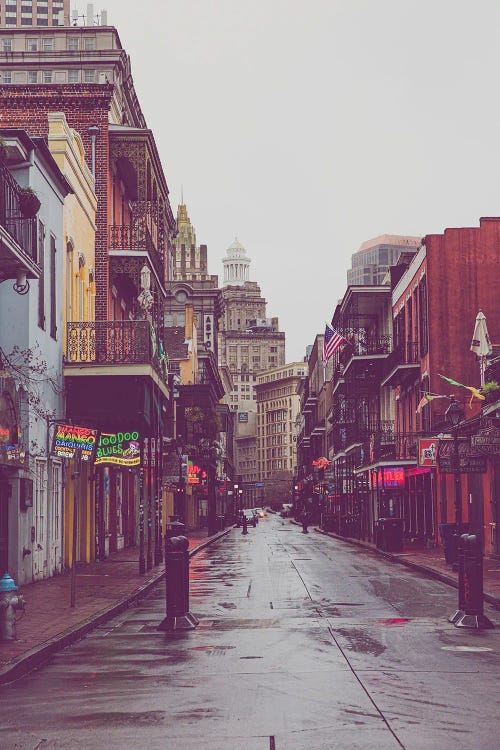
[384,218,500,554]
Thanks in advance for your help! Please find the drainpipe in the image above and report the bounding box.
[88,126,100,178]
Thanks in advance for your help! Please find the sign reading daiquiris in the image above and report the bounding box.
[94,431,141,466]
[53,424,99,461]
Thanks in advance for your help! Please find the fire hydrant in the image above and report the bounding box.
[0,573,25,640]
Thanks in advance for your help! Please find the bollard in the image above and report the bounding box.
[158,535,199,631]
[165,519,186,540]
[449,534,494,629]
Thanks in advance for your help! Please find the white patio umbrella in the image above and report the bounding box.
[470,310,492,385]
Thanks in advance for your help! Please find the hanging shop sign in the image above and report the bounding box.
[94,431,141,466]
[471,426,500,456]
[437,439,487,474]
[188,461,207,485]
[418,438,439,467]
[52,424,99,461]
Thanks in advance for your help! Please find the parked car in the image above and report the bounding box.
[242,509,257,527]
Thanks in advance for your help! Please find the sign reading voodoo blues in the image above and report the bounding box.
[94,431,141,467]
[52,424,99,461]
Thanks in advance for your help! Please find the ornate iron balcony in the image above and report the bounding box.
[65,320,167,382]
[0,163,37,265]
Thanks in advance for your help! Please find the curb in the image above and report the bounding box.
[0,527,232,686]
[314,527,500,611]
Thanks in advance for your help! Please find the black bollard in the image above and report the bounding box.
[449,534,494,629]
[158,535,199,631]
[242,515,248,535]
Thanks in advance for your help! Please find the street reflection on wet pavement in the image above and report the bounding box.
[0,515,499,749]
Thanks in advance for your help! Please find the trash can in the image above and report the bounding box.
[375,519,385,549]
[438,523,469,565]
[376,518,404,552]
[382,518,404,552]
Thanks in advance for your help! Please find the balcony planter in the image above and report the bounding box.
[19,187,41,218]
[482,380,500,405]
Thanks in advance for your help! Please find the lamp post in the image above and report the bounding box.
[446,397,464,571]
[445,397,464,526]
[233,483,239,515]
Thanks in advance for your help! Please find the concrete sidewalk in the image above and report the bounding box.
[0,527,231,684]
[313,524,500,609]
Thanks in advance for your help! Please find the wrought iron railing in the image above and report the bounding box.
[384,340,420,375]
[340,333,392,364]
[0,163,37,262]
[65,320,167,382]
[109,205,165,275]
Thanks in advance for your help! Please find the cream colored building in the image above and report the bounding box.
[47,111,96,567]
[48,112,96,338]
[256,362,307,505]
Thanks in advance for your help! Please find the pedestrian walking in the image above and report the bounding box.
[301,510,309,534]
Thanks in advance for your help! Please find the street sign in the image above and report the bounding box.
[255,482,264,487]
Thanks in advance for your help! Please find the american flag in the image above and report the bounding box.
[322,324,346,365]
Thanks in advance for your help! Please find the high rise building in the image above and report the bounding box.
[218,238,285,500]
[0,0,70,27]
[347,234,421,286]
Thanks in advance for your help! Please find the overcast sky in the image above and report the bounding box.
[94,0,500,361]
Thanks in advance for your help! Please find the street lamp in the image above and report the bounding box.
[445,397,464,526]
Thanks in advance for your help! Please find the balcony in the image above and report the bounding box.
[340,333,392,375]
[64,320,168,388]
[0,163,39,281]
[381,341,420,387]
[109,202,165,279]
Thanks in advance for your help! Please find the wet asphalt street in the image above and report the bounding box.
[1,515,499,750]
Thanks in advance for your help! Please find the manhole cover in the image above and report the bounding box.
[441,646,493,652]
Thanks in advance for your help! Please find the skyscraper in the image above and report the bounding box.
[0,0,70,27]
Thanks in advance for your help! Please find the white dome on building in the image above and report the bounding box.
[222,237,252,286]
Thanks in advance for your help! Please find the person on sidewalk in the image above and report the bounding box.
[301,510,309,534]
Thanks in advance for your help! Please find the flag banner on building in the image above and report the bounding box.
[470,310,492,357]
[416,393,448,414]
[322,324,346,365]
[439,373,485,408]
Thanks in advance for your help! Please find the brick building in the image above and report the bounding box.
[0,23,177,571]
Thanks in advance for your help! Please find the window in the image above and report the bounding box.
[84,37,96,50]
[68,70,79,83]
[38,222,45,330]
[2,72,12,84]
[26,38,38,51]
[67,37,79,51]
[28,71,38,83]
[66,243,73,323]
[3,39,13,52]
[43,71,53,83]
[42,38,54,51]
[50,235,57,339]
[84,70,95,83]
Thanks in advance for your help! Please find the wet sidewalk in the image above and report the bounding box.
[0,527,230,683]
[314,525,500,608]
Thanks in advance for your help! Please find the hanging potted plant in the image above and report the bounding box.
[18,187,41,218]
[481,380,500,404]
[0,137,8,163]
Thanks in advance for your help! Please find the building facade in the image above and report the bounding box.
[0,0,70,27]
[347,234,420,286]
[218,238,286,503]
[0,130,70,585]
[256,362,306,507]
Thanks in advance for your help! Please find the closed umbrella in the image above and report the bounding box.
[470,310,492,385]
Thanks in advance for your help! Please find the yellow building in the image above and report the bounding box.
[48,111,97,567]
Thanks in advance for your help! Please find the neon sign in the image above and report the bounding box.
[94,431,141,466]
[52,424,99,461]
[372,467,405,489]
[312,457,330,469]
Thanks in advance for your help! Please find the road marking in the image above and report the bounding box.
[441,646,493,652]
